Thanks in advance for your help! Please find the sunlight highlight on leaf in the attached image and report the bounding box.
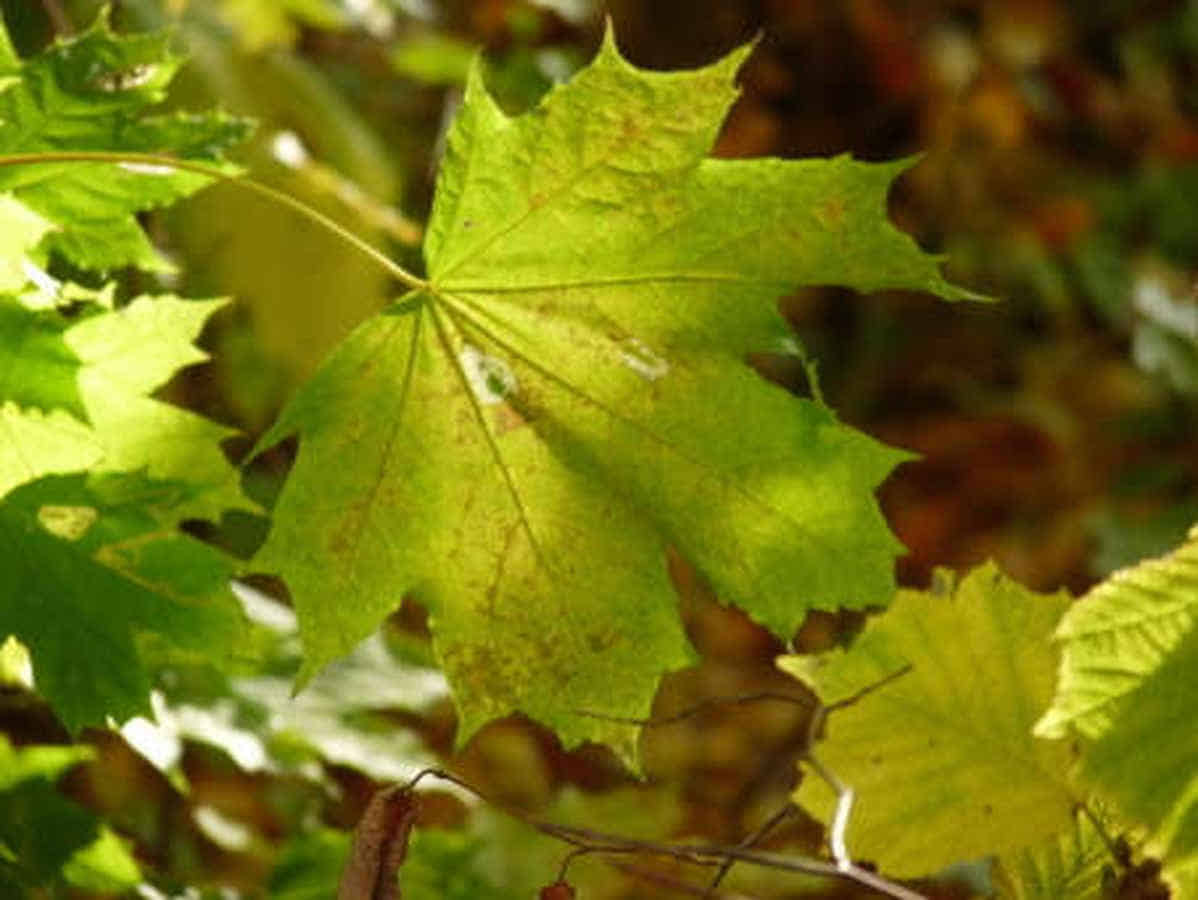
[0,10,251,272]
[1035,522,1198,740]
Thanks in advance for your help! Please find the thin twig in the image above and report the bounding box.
[804,753,854,869]
[706,802,797,893]
[1076,800,1131,868]
[612,859,762,899]
[0,151,428,292]
[406,768,925,899]
[825,664,914,714]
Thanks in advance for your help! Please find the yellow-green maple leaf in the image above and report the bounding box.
[254,31,978,761]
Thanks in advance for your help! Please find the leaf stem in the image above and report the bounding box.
[0,151,428,292]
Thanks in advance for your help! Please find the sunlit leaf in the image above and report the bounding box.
[0,195,52,292]
[993,810,1113,900]
[0,295,85,420]
[783,563,1078,877]
[254,29,976,760]
[0,9,250,272]
[67,294,252,520]
[1035,523,1198,740]
[59,827,142,893]
[1082,626,1198,891]
[0,293,252,524]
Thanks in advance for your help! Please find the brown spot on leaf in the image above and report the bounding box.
[815,196,845,229]
[586,627,622,653]
[492,402,528,435]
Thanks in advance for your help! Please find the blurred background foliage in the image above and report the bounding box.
[0,0,1195,897]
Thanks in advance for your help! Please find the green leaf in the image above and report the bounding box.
[0,736,141,893]
[0,735,93,790]
[268,828,350,900]
[1,293,252,521]
[782,563,1078,877]
[0,472,241,732]
[269,825,515,900]
[0,194,52,292]
[125,582,444,784]
[1082,626,1198,888]
[0,402,99,500]
[390,33,478,86]
[225,631,445,782]
[993,810,1113,900]
[68,294,251,520]
[60,826,142,893]
[0,9,251,272]
[402,829,515,900]
[254,31,975,759]
[1035,523,1198,740]
[0,12,16,70]
[0,295,86,420]
[0,735,99,890]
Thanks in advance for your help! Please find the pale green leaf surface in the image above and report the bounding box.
[0,473,241,732]
[1036,523,1198,741]
[67,295,251,520]
[783,563,1078,876]
[0,14,15,70]
[0,11,251,272]
[993,811,1112,900]
[0,401,99,498]
[0,296,85,420]
[0,735,93,791]
[391,34,478,86]
[256,306,692,760]
[1083,626,1198,887]
[0,294,250,518]
[0,635,32,686]
[59,827,142,893]
[0,194,51,292]
[255,34,973,758]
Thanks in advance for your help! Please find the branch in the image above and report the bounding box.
[402,768,926,900]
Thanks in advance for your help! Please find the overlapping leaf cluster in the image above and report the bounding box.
[0,12,251,735]
[0,14,257,890]
[0,10,249,271]
[786,527,1198,895]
